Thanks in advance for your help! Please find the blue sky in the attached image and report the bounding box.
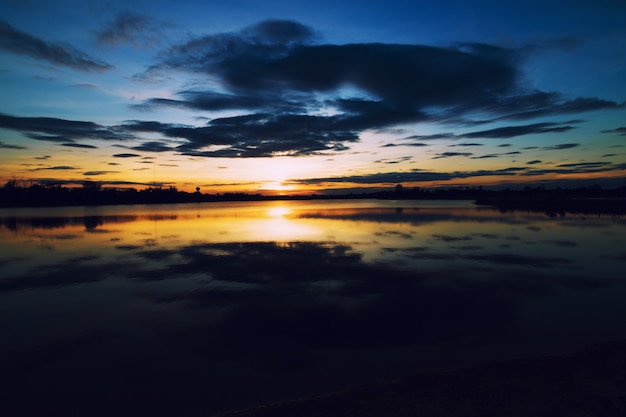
[1,0,625,193]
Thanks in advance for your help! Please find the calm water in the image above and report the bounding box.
[1,199,626,416]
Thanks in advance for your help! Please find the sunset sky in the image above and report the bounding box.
[1,0,625,194]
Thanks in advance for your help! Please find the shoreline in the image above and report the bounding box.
[214,339,626,417]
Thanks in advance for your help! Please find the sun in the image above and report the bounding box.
[257,157,305,193]
[260,181,296,192]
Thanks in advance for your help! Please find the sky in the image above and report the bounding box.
[1,0,625,194]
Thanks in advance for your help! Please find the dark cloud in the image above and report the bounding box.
[126,21,624,157]
[556,161,612,168]
[31,166,78,171]
[290,160,626,185]
[451,142,484,147]
[432,152,473,159]
[0,19,113,71]
[112,153,140,158]
[405,121,578,142]
[290,168,524,185]
[130,141,174,152]
[2,19,624,161]
[25,133,69,142]
[601,127,626,136]
[404,133,455,141]
[0,140,27,149]
[122,115,359,158]
[473,92,622,121]
[543,143,579,150]
[134,90,303,113]
[83,171,118,176]
[459,122,577,139]
[382,142,428,148]
[0,113,135,143]
[61,143,98,149]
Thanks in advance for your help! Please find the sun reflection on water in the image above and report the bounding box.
[267,206,291,217]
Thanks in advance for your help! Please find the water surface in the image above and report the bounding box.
[1,200,625,416]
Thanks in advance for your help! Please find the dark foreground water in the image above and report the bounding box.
[1,200,625,416]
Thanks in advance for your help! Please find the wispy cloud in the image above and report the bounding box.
[406,121,580,142]
[83,171,119,176]
[96,11,166,48]
[31,165,78,171]
[601,127,626,136]
[543,143,579,150]
[0,19,113,71]
[112,153,141,158]
[0,113,135,144]
[0,140,27,149]
[61,143,99,149]
[432,152,473,159]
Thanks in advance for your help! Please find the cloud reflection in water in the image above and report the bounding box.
[1,200,625,416]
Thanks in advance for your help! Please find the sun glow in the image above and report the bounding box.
[267,206,291,217]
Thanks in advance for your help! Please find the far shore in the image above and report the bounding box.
[1,182,626,214]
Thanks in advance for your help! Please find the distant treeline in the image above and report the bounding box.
[1,180,625,214]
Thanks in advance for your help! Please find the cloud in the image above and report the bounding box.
[601,127,626,136]
[381,142,429,148]
[83,171,118,176]
[130,141,174,152]
[61,143,98,149]
[133,90,302,113]
[0,113,135,143]
[96,11,164,48]
[0,19,113,71]
[450,142,484,147]
[0,140,27,149]
[31,166,78,171]
[459,122,578,139]
[290,168,525,185]
[556,161,611,168]
[543,143,579,150]
[2,19,624,161]
[126,21,624,157]
[408,121,579,141]
[123,115,359,158]
[432,152,473,159]
[290,159,626,185]
[112,153,141,158]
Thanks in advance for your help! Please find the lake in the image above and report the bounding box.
[1,199,625,416]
